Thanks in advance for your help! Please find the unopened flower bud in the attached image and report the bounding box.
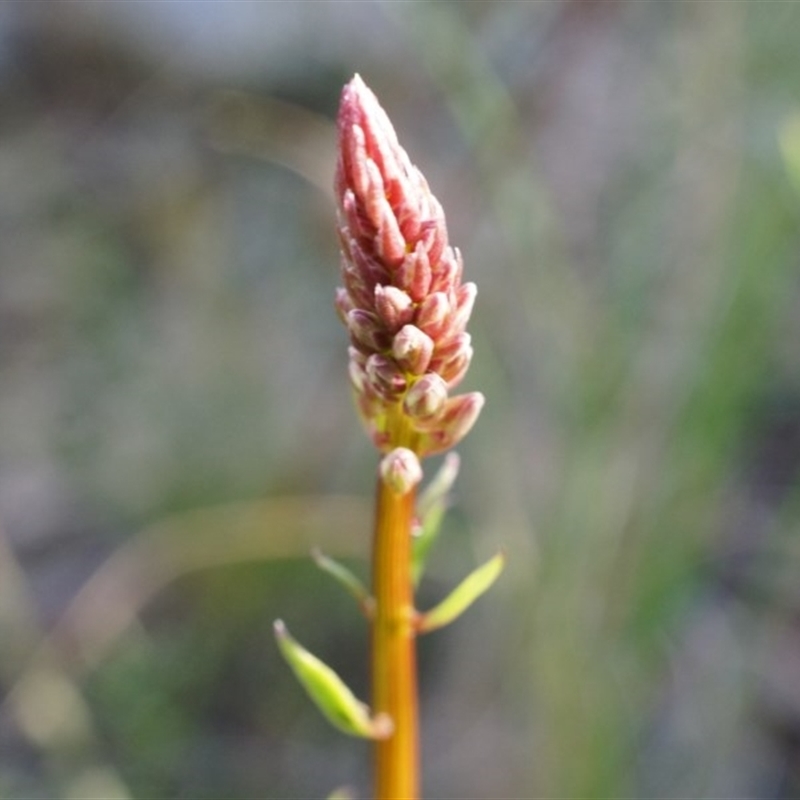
[374,285,414,333]
[341,261,374,310]
[335,287,355,324]
[430,333,473,387]
[430,246,462,294]
[365,354,407,401]
[377,203,406,266]
[380,447,423,495]
[415,292,451,340]
[418,392,485,457]
[438,347,473,387]
[421,195,447,265]
[447,282,477,338]
[392,325,434,375]
[364,158,386,229]
[403,373,448,421]
[395,243,432,303]
[347,309,390,352]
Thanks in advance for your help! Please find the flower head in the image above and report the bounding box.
[335,75,483,457]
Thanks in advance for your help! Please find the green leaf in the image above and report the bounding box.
[412,453,460,586]
[273,620,392,739]
[312,548,373,615]
[417,552,505,634]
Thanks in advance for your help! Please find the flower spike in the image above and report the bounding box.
[335,74,482,457]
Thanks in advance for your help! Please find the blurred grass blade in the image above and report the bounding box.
[273,620,392,739]
[412,453,460,586]
[312,548,373,614]
[778,112,800,195]
[417,552,505,634]
[327,787,356,800]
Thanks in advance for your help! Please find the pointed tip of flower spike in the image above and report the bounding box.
[380,447,423,495]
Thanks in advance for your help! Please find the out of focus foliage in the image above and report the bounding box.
[1,2,800,798]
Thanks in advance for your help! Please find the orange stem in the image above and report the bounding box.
[371,476,419,800]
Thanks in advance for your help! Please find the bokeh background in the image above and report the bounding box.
[2,1,800,798]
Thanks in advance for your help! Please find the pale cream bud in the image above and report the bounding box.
[403,373,448,421]
[392,325,434,375]
[380,447,423,495]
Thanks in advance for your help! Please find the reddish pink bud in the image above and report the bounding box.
[374,285,414,333]
[365,354,407,401]
[453,282,477,329]
[334,287,354,324]
[395,243,432,303]
[345,124,370,199]
[415,291,451,339]
[435,346,473,388]
[341,260,373,310]
[348,358,367,394]
[363,159,386,229]
[418,392,485,457]
[392,324,434,375]
[377,203,406,266]
[342,188,371,240]
[347,309,390,352]
[403,373,448,421]
[380,447,423,495]
[349,240,390,289]
[430,246,462,294]
[422,196,448,265]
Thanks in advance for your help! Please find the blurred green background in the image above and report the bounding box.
[1,1,800,798]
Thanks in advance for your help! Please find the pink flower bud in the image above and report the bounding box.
[403,373,448,421]
[380,447,423,495]
[342,188,371,241]
[348,357,367,394]
[347,309,390,352]
[392,325,434,375]
[430,246,462,294]
[377,203,407,266]
[415,292,451,340]
[365,354,407,401]
[436,346,473,388]
[418,392,485,457]
[334,287,354,325]
[349,240,390,290]
[341,261,374,311]
[452,282,478,332]
[431,332,474,388]
[374,285,414,333]
[395,243,432,303]
[363,158,387,229]
[421,195,448,265]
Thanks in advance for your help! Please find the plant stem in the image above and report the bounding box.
[371,475,419,800]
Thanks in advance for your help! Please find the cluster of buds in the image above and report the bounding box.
[335,75,484,470]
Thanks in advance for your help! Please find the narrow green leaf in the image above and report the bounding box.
[412,453,460,586]
[273,620,392,739]
[311,548,373,615]
[417,552,505,634]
